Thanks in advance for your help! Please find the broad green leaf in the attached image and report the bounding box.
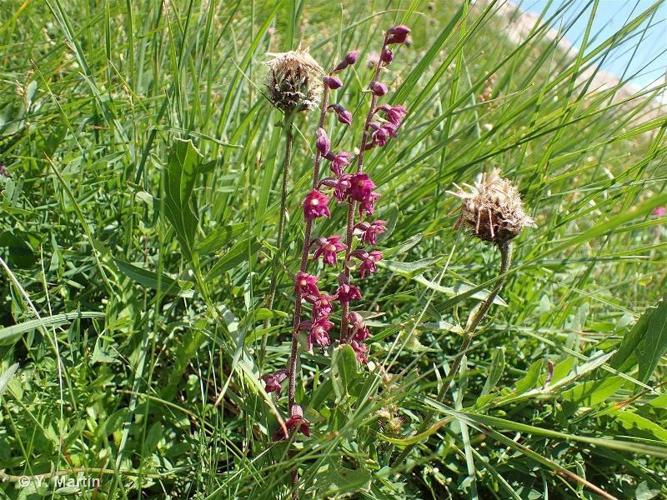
[383,234,422,257]
[649,394,667,409]
[514,359,545,394]
[163,139,202,260]
[91,340,116,364]
[380,257,441,276]
[611,409,667,442]
[550,356,576,385]
[206,238,260,280]
[562,375,625,408]
[316,461,372,496]
[636,301,667,383]
[422,320,464,334]
[331,345,358,400]
[114,258,192,297]
[195,223,247,255]
[309,378,333,411]
[610,305,653,371]
[415,274,508,306]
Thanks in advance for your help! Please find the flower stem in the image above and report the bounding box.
[287,86,330,408]
[340,41,387,343]
[284,85,331,500]
[394,241,513,464]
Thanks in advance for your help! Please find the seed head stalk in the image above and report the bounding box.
[394,241,513,466]
[438,240,512,398]
[266,112,296,319]
[340,41,387,342]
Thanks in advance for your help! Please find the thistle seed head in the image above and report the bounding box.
[451,169,535,244]
[265,50,323,113]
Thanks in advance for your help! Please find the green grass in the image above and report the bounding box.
[1,0,666,498]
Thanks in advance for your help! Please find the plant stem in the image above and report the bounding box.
[287,86,330,409]
[394,241,513,464]
[266,112,296,321]
[285,85,331,500]
[437,241,513,399]
[340,40,387,343]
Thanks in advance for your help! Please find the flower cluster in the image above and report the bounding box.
[262,25,410,440]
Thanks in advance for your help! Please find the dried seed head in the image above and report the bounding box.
[451,169,536,244]
[265,50,323,113]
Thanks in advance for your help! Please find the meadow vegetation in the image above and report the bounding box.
[0,0,666,498]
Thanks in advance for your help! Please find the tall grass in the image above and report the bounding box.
[1,0,665,498]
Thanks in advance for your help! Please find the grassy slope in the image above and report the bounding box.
[0,0,665,498]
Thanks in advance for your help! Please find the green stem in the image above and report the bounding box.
[394,241,513,465]
[261,112,295,363]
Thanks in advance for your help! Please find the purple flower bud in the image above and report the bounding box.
[377,104,407,126]
[372,126,389,147]
[295,271,320,296]
[348,312,370,341]
[308,317,333,349]
[328,103,352,126]
[347,173,376,202]
[370,81,388,96]
[330,174,352,202]
[381,48,393,64]
[386,25,410,44]
[334,50,361,72]
[383,122,399,137]
[358,191,379,216]
[338,109,352,125]
[334,61,348,72]
[323,75,343,89]
[315,128,330,156]
[345,50,360,65]
[355,220,387,245]
[305,292,336,319]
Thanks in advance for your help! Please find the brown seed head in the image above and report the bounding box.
[451,169,536,244]
[265,50,323,113]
